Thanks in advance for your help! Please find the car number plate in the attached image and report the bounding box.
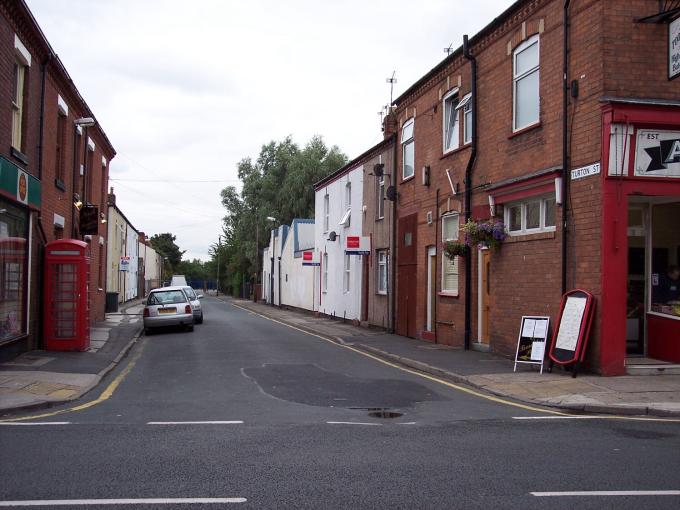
[159,308,176,314]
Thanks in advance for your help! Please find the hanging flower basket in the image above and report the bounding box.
[443,241,467,259]
[462,219,508,251]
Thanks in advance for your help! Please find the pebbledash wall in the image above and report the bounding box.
[0,0,115,359]
[390,0,680,374]
[314,162,363,321]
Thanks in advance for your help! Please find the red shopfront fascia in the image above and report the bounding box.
[44,239,90,351]
[599,101,680,374]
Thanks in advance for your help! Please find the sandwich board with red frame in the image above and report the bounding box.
[548,289,596,378]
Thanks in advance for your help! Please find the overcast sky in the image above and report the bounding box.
[26,0,515,261]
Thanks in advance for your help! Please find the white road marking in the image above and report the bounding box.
[0,422,71,426]
[513,415,603,420]
[397,422,417,425]
[531,491,680,497]
[326,421,381,426]
[147,421,243,425]
[0,498,246,506]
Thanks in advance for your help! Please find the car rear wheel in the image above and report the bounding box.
[186,324,194,332]
[196,314,203,324]
[144,328,153,336]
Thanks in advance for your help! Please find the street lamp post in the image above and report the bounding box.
[216,235,224,296]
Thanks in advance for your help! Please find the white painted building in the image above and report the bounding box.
[262,224,289,306]
[106,202,139,303]
[279,219,316,311]
[313,162,364,320]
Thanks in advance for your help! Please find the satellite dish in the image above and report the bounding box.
[373,163,384,177]
[386,186,397,201]
[328,231,337,241]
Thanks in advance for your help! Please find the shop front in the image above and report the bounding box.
[0,156,41,354]
[600,101,680,375]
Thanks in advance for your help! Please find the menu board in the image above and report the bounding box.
[554,296,587,352]
[514,316,550,373]
[548,289,596,377]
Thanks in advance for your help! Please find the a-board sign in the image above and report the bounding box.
[514,316,550,374]
[302,251,320,266]
[548,289,596,377]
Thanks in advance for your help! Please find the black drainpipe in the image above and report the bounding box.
[390,134,398,333]
[37,55,51,180]
[463,35,477,351]
[561,0,571,294]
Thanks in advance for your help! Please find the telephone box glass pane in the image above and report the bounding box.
[0,201,27,342]
[52,263,78,338]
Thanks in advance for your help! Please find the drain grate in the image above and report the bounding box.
[368,410,403,419]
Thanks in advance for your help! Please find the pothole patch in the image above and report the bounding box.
[368,410,404,419]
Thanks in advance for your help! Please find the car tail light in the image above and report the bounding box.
[143,307,150,317]
[185,305,192,314]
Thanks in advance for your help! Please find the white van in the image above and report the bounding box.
[170,275,188,287]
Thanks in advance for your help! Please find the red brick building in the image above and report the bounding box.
[392,0,680,374]
[0,0,115,359]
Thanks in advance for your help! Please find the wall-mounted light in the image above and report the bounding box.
[74,200,83,210]
[422,165,430,187]
[100,212,107,224]
[488,195,496,217]
[555,176,563,205]
[74,117,96,127]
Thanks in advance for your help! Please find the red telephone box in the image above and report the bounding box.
[44,240,90,351]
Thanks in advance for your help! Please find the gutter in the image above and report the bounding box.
[562,0,571,294]
[463,35,478,351]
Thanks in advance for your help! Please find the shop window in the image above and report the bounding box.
[402,119,414,180]
[377,250,388,295]
[650,202,680,319]
[441,213,460,294]
[505,195,555,235]
[442,90,459,153]
[0,202,28,342]
[513,35,540,131]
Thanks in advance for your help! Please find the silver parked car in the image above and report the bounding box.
[143,287,195,334]
[181,286,204,324]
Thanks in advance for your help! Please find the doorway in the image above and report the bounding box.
[478,249,490,345]
[426,246,436,332]
[626,204,646,355]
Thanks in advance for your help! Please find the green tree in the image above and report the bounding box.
[214,135,347,295]
[149,233,185,272]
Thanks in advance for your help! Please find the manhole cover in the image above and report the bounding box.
[368,411,403,419]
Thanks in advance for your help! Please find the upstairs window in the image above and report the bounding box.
[323,193,329,232]
[345,181,351,210]
[377,174,385,220]
[443,90,460,153]
[55,106,67,185]
[402,119,414,180]
[513,35,540,131]
[12,35,31,153]
[461,94,473,144]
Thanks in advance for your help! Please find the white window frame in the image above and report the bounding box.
[323,194,329,233]
[377,250,388,295]
[505,194,556,236]
[345,181,351,210]
[513,35,540,132]
[343,254,351,293]
[463,95,472,144]
[441,213,460,294]
[322,252,328,293]
[377,174,385,220]
[11,62,26,151]
[401,118,415,180]
[442,89,460,154]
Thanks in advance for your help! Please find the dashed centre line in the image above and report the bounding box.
[0,498,247,507]
[147,421,244,425]
[531,491,680,497]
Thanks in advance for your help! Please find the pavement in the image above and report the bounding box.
[0,299,144,414]
[225,297,680,418]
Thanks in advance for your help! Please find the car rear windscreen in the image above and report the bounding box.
[148,290,187,305]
